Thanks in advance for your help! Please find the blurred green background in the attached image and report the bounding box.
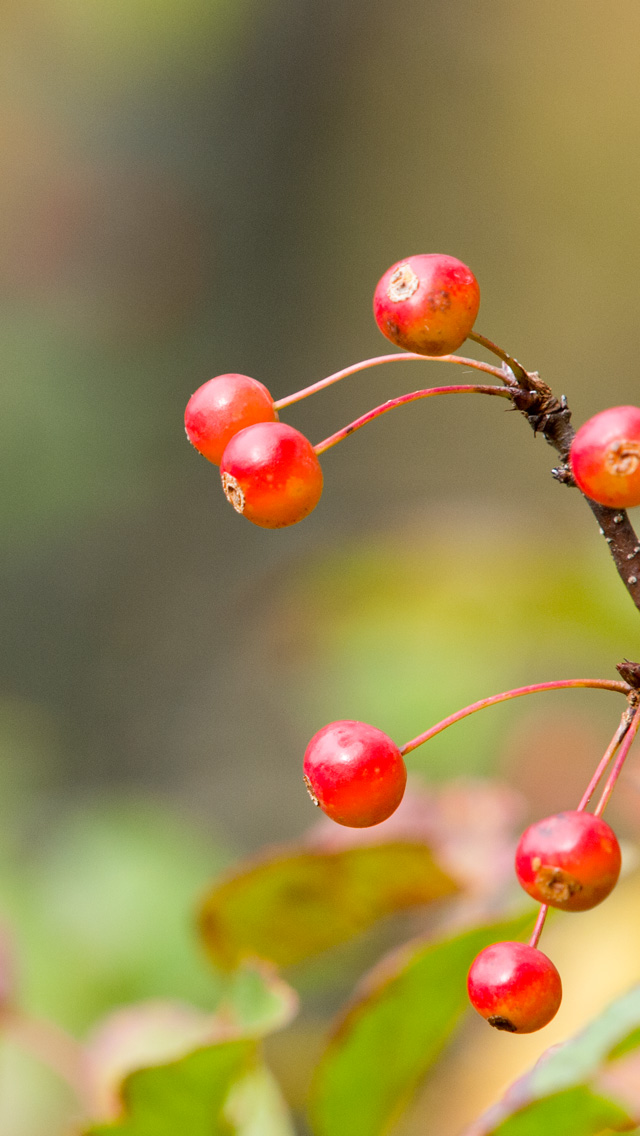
[2,1,640,1132]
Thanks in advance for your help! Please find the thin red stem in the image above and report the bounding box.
[399,679,629,757]
[273,352,510,410]
[528,905,549,949]
[313,383,515,456]
[576,714,631,811]
[594,702,640,816]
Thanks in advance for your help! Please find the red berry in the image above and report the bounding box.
[570,405,640,509]
[220,421,323,529]
[303,720,406,827]
[185,373,277,465]
[373,254,480,357]
[467,941,562,1033]
[515,810,621,912]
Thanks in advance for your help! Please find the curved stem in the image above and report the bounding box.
[313,383,515,456]
[399,679,629,757]
[1,1008,92,1110]
[467,330,529,384]
[273,352,510,410]
[594,702,640,816]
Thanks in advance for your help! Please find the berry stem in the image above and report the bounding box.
[313,383,515,456]
[528,904,549,950]
[273,352,510,410]
[594,702,640,816]
[467,330,529,384]
[527,698,639,953]
[399,678,629,756]
[576,711,633,811]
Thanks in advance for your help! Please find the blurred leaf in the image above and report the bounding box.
[466,985,640,1135]
[224,1065,296,1136]
[199,842,457,969]
[216,964,299,1037]
[86,968,297,1123]
[467,1087,631,1136]
[83,1038,254,1136]
[309,913,533,1136]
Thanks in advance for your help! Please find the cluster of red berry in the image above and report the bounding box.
[185,252,640,1035]
[302,705,629,1033]
[185,253,640,525]
[185,255,485,527]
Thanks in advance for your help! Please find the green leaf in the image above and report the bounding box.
[224,1065,297,1136]
[475,1087,631,1136]
[84,1039,254,1136]
[82,968,298,1135]
[309,913,533,1136]
[199,841,457,969]
[467,984,640,1135]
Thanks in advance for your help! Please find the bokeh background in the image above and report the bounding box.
[2,1,640,1132]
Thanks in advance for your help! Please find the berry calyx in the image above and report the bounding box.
[467,941,562,1033]
[570,405,640,509]
[303,720,407,827]
[220,421,323,528]
[373,254,480,357]
[185,373,277,465]
[515,810,621,912]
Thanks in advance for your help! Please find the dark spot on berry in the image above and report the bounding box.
[488,1015,518,1032]
[221,472,245,514]
[427,289,451,312]
[304,774,319,807]
[535,864,582,903]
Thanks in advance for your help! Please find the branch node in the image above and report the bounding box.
[551,463,575,486]
[616,660,640,691]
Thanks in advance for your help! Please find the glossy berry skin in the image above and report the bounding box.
[185,373,277,465]
[515,810,621,913]
[373,254,480,357]
[467,941,562,1033]
[303,720,407,827]
[570,405,640,508]
[220,421,323,529]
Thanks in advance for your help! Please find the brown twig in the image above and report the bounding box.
[503,365,640,613]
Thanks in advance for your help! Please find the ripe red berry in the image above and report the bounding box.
[303,720,407,827]
[570,405,640,509]
[220,421,323,528]
[515,810,621,912]
[373,254,480,357]
[467,941,562,1033]
[185,373,277,465]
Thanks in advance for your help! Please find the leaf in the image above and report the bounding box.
[309,913,533,1136]
[84,1039,254,1136]
[469,1087,632,1136]
[199,841,457,969]
[224,1064,297,1136]
[84,967,298,1129]
[465,984,640,1135]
